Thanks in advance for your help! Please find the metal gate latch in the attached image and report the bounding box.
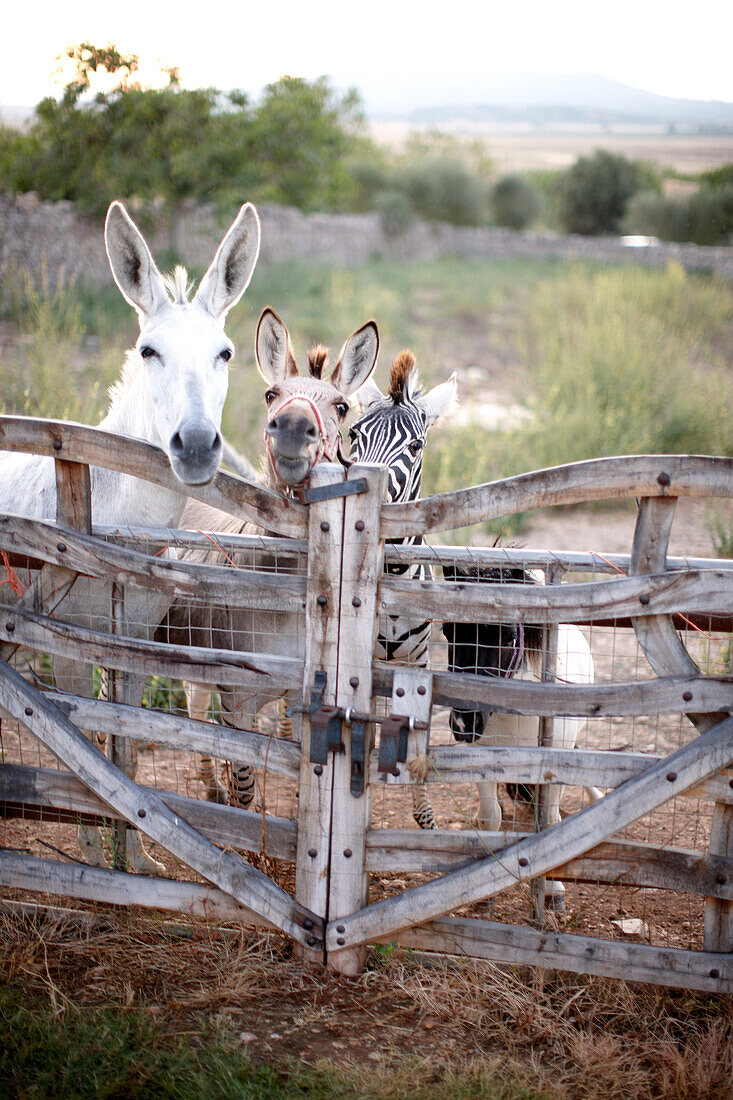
[378,714,411,776]
[308,671,344,764]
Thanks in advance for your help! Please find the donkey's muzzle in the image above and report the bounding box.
[266,410,319,485]
[169,420,222,485]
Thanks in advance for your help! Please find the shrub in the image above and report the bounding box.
[400,157,489,226]
[374,189,415,236]
[556,150,648,235]
[490,174,541,229]
[624,186,733,245]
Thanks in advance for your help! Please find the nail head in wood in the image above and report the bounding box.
[349,677,359,688]
[6,623,14,632]
[417,686,426,695]
[320,521,330,532]
[657,471,671,487]
[639,594,650,605]
[343,849,352,858]
[666,772,677,782]
[24,707,33,716]
[518,857,529,867]
[682,691,693,702]
[308,848,317,858]
[317,595,327,607]
[137,808,146,818]
[395,687,405,697]
[352,596,361,608]
[710,968,720,979]
[355,520,365,532]
[716,873,727,885]
[336,924,345,933]
[303,919,314,930]
[307,937,317,947]
[56,542,66,553]
[52,438,62,451]
[337,938,345,946]
[314,765,323,776]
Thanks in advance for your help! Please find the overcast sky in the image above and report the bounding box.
[2,0,731,109]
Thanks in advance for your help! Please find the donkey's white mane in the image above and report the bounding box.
[163,266,193,305]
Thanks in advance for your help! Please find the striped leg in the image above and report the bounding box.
[184,682,228,804]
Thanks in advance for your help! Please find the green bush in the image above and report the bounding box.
[624,186,733,245]
[490,174,542,230]
[374,188,415,236]
[556,150,650,235]
[401,157,489,226]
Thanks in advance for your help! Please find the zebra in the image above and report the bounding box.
[350,349,457,828]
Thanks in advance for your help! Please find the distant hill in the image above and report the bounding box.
[366,73,733,128]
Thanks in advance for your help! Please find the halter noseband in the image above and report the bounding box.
[265,391,346,490]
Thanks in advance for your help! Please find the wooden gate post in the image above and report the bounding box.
[328,464,386,975]
[294,463,346,960]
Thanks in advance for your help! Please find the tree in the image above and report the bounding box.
[490,174,541,230]
[556,150,649,236]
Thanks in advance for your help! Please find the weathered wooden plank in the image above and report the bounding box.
[363,827,733,898]
[372,664,733,719]
[0,460,93,662]
[0,851,274,929]
[294,464,346,959]
[95,525,308,559]
[0,660,319,944]
[381,455,733,538]
[629,497,733,954]
[328,465,386,976]
[44,692,300,778]
[0,763,297,860]
[326,714,733,950]
[368,745,733,801]
[0,602,302,690]
[384,917,733,995]
[379,568,733,624]
[0,514,307,612]
[382,543,731,576]
[0,416,307,537]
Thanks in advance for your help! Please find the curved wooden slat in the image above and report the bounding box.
[0,416,307,537]
[326,713,733,950]
[0,658,320,943]
[0,602,302,691]
[379,568,733,623]
[0,514,307,613]
[381,455,733,537]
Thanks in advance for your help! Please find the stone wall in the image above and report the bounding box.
[1,192,732,292]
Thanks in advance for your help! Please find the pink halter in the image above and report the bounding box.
[264,391,340,490]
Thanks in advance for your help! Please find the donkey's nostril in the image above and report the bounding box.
[266,418,279,437]
[304,423,318,441]
[170,432,184,456]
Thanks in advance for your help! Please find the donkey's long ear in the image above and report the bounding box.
[196,203,260,320]
[416,371,458,427]
[256,307,298,383]
[331,321,379,396]
[105,202,169,319]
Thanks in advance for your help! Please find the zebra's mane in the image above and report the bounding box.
[388,350,422,405]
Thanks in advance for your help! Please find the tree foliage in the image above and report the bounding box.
[556,150,650,236]
[0,44,363,230]
[490,174,541,229]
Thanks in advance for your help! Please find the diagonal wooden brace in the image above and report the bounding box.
[0,658,322,946]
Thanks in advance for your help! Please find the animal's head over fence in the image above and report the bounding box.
[441,563,542,742]
[349,352,457,504]
[256,307,379,490]
[105,200,260,488]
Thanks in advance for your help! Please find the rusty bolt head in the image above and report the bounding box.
[352,596,362,608]
[52,438,62,451]
[395,687,405,697]
[343,848,352,858]
[666,772,677,782]
[682,691,693,702]
[336,924,345,933]
[57,542,66,553]
[308,848,317,858]
[138,808,146,818]
[317,595,327,607]
[355,520,365,532]
[639,594,650,605]
[337,937,346,946]
[657,472,671,487]
[24,707,33,717]
[314,765,323,776]
[349,676,359,688]
[417,685,426,696]
[518,857,529,867]
[320,521,330,533]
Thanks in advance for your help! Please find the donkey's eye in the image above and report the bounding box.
[265,389,278,405]
[219,349,232,363]
[139,346,157,360]
[335,401,349,419]
[408,440,424,456]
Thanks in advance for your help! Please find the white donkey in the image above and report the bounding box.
[0,200,261,870]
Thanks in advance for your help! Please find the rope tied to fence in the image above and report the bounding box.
[1,551,27,597]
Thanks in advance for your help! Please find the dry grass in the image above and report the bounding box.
[2,902,732,1098]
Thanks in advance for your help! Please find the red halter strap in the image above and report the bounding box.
[264,391,340,490]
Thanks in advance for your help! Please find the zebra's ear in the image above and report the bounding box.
[331,321,379,396]
[416,371,458,427]
[352,377,384,413]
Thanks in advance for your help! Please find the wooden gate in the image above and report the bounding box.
[1,418,732,993]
